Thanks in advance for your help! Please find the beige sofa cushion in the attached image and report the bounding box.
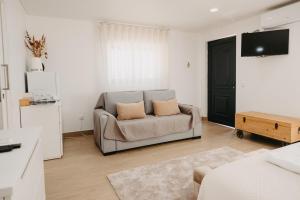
[103,91,143,116]
[117,101,146,120]
[153,99,180,116]
[143,90,176,114]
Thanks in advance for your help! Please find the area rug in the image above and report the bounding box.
[107,147,267,200]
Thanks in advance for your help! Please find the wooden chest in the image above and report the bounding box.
[235,112,300,143]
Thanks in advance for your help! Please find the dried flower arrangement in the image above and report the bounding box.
[25,31,48,59]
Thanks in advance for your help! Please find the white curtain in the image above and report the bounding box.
[97,23,169,91]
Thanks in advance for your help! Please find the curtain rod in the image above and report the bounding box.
[97,20,169,31]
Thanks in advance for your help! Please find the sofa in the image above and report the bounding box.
[94,89,202,155]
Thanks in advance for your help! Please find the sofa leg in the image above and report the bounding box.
[101,151,116,156]
[192,136,202,140]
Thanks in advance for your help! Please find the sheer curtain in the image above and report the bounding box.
[97,23,169,91]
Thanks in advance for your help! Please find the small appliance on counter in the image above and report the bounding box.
[26,71,60,104]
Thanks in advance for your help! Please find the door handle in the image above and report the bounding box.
[275,123,279,130]
[2,64,9,90]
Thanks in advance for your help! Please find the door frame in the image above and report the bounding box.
[207,36,237,127]
[0,0,9,129]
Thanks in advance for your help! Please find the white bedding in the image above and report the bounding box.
[265,143,300,174]
[198,146,300,200]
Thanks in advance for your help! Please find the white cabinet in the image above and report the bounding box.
[20,103,63,160]
[0,128,46,200]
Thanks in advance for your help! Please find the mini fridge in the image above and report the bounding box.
[23,71,63,160]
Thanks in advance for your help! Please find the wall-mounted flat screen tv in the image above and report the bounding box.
[241,29,289,57]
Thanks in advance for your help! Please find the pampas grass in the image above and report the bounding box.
[25,31,48,59]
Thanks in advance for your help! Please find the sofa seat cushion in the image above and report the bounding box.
[116,113,192,141]
[143,90,176,114]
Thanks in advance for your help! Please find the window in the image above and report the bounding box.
[98,23,169,91]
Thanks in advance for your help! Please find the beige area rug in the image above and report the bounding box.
[108,147,267,200]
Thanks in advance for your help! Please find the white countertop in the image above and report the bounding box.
[0,127,41,197]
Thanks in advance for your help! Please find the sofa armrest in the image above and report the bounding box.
[94,109,118,153]
[179,104,201,115]
[179,104,192,114]
[95,109,116,118]
[94,109,117,130]
[179,104,202,131]
[94,109,116,144]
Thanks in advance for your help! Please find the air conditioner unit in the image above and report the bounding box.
[261,2,300,29]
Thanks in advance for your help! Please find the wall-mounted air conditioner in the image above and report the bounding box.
[261,2,300,29]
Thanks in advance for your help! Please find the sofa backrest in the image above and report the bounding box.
[143,90,176,114]
[101,89,176,116]
[104,91,143,116]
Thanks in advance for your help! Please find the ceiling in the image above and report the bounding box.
[21,0,296,31]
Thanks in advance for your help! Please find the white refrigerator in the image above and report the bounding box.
[21,72,63,160]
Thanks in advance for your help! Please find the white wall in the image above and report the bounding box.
[24,9,300,132]
[26,16,98,133]
[198,16,300,118]
[168,31,200,106]
[2,0,27,128]
[26,16,200,133]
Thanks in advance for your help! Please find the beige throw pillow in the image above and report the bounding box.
[117,101,146,120]
[153,99,181,116]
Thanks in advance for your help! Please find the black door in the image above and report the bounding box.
[208,36,236,127]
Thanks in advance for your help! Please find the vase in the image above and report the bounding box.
[30,57,43,71]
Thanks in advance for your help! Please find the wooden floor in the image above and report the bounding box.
[44,121,281,200]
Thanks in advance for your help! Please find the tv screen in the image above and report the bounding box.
[241,29,289,57]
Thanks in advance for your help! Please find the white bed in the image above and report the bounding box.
[198,144,300,200]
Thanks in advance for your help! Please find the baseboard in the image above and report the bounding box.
[202,117,208,121]
[63,130,93,137]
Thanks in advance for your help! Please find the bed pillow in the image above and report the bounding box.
[153,99,181,116]
[117,101,146,120]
